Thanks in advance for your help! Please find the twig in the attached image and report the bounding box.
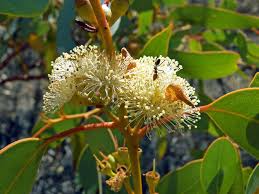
[45,122,116,143]
[33,108,102,137]
[0,75,47,85]
[89,0,115,59]
[138,105,210,137]
[0,43,29,70]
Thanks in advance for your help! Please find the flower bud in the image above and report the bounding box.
[106,165,127,192]
[102,3,112,20]
[145,171,160,194]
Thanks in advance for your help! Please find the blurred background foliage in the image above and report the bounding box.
[0,0,259,194]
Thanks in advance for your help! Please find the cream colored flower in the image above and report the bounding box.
[43,45,131,112]
[120,56,200,134]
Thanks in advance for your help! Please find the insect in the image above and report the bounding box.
[153,58,160,81]
[75,19,98,33]
[153,58,165,81]
[165,84,195,107]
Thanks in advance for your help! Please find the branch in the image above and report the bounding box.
[0,74,47,85]
[89,0,115,58]
[33,108,102,137]
[45,121,116,143]
[0,43,29,70]
[138,105,208,137]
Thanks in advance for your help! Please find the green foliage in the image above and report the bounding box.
[57,0,76,53]
[172,51,239,79]
[205,88,259,159]
[110,0,130,25]
[138,10,153,35]
[0,0,259,194]
[0,0,49,17]
[172,5,259,29]
[201,138,243,194]
[246,164,259,194]
[77,145,98,192]
[250,73,259,87]
[140,24,172,56]
[0,138,46,194]
[157,160,204,194]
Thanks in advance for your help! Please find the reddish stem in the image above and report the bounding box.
[138,104,211,137]
[89,0,114,58]
[45,122,116,143]
[199,104,211,112]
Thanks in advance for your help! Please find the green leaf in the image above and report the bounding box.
[140,24,173,57]
[246,42,259,67]
[77,145,98,193]
[205,88,259,159]
[249,73,259,87]
[171,5,259,29]
[242,167,253,191]
[235,31,248,61]
[208,0,215,7]
[32,103,85,136]
[188,39,202,51]
[246,164,259,194]
[71,133,87,167]
[131,0,153,12]
[203,30,226,43]
[201,138,241,194]
[85,118,115,154]
[156,137,167,160]
[171,50,239,79]
[0,0,49,17]
[228,152,244,194]
[247,42,259,59]
[138,10,153,35]
[57,0,76,54]
[220,0,237,10]
[110,0,130,25]
[162,0,187,6]
[157,159,205,194]
[0,138,46,194]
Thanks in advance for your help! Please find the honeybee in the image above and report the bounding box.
[165,84,195,107]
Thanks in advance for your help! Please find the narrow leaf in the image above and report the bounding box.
[140,24,173,57]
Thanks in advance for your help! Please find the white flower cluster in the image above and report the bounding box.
[43,45,130,112]
[121,56,200,133]
[43,45,200,132]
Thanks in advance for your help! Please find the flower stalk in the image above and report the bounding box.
[88,0,115,58]
[126,134,143,194]
[33,108,102,137]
